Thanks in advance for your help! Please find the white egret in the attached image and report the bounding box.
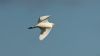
[28,15,54,41]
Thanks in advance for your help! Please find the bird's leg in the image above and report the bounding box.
[28,26,38,29]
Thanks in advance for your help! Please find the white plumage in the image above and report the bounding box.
[28,15,54,41]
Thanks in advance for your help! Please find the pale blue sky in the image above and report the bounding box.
[0,0,100,56]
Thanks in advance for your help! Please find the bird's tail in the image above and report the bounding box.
[28,26,37,29]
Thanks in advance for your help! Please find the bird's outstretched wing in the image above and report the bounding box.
[38,15,50,23]
[39,28,52,40]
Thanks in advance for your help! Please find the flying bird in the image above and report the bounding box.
[28,15,54,41]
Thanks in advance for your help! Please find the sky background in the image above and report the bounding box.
[0,0,100,56]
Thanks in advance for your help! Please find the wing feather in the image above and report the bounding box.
[38,15,50,23]
[39,28,52,40]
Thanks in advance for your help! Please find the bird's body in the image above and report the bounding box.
[28,15,54,41]
[36,22,54,28]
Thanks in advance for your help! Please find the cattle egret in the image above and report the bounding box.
[28,15,54,41]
